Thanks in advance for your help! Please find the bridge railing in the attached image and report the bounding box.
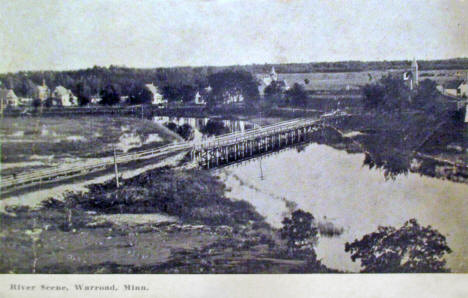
[1,142,192,190]
[0,119,319,191]
[194,118,318,150]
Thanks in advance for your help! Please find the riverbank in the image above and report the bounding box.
[317,112,468,184]
[0,166,337,273]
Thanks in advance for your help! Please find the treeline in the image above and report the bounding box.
[1,58,467,99]
[261,58,468,73]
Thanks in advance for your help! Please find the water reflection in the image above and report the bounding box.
[153,116,257,136]
[221,143,468,272]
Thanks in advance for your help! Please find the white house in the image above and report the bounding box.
[36,80,50,102]
[194,92,205,105]
[194,85,212,105]
[145,83,167,105]
[51,86,78,106]
[90,95,101,104]
[0,88,19,107]
[258,66,290,96]
[440,80,468,98]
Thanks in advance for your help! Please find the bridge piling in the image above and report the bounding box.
[190,119,319,169]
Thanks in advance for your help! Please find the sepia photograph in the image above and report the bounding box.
[0,0,467,296]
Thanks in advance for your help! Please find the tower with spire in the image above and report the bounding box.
[403,58,419,90]
[270,66,278,82]
[411,58,419,87]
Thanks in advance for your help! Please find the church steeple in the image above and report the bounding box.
[270,66,278,81]
[411,58,419,86]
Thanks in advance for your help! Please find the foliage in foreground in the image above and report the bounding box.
[345,219,452,273]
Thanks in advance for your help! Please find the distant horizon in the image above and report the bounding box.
[2,56,468,75]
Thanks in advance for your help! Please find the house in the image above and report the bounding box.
[194,85,212,105]
[145,83,167,105]
[36,80,50,102]
[0,88,19,107]
[258,67,290,96]
[120,95,129,104]
[439,80,468,98]
[51,86,78,106]
[223,92,244,104]
[90,95,101,104]
[194,92,205,105]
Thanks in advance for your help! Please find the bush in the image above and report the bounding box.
[279,209,318,258]
[345,218,452,272]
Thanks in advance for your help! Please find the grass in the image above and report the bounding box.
[0,115,180,174]
[259,69,466,91]
[0,166,337,273]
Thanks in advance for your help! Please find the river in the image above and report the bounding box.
[153,116,258,134]
[217,143,468,272]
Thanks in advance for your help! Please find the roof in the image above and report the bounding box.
[145,83,161,95]
[52,86,71,97]
[0,88,17,100]
[444,80,466,90]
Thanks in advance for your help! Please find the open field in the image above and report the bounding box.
[0,116,181,175]
[259,69,468,91]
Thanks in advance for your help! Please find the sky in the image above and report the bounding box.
[1,0,467,73]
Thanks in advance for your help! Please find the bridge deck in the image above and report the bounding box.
[1,118,320,193]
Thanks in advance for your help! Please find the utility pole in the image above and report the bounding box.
[113,147,120,188]
[259,158,264,180]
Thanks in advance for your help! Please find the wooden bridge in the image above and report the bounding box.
[0,118,320,195]
[191,118,319,168]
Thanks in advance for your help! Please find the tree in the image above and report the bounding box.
[345,219,452,273]
[362,75,411,111]
[207,70,259,105]
[280,209,318,258]
[285,83,308,107]
[17,79,37,98]
[73,82,92,106]
[179,85,197,103]
[99,84,121,105]
[264,80,286,102]
[128,84,153,105]
[412,79,439,112]
[161,85,181,102]
[362,83,385,109]
[200,120,230,137]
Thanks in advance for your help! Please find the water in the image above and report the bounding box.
[153,116,258,135]
[219,143,468,272]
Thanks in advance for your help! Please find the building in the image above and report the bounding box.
[90,95,101,104]
[0,88,19,107]
[194,92,205,105]
[403,58,419,90]
[36,80,50,102]
[440,80,468,98]
[194,85,212,105]
[51,86,78,106]
[0,89,19,106]
[223,92,244,104]
[145,83,167,105]
[258,67,290,96]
